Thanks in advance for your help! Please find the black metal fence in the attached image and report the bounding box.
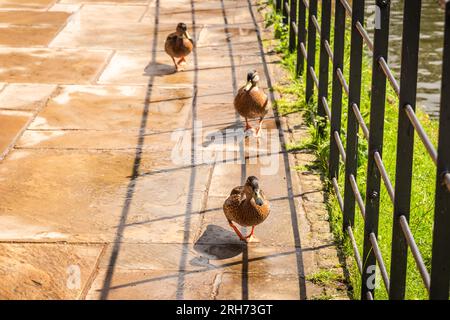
[274,0,450,300]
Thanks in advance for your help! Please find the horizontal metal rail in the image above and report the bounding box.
[445,173,450,192]
[404,104,438,165]
[351,103,370,140]
[284,1,290,15]
[378,57,400,97]
[347,226,363,273]
[355,21,374,52]
[369,232,390,294]
[309,66,319,89]
[311,15,321,34]
[302,0,309,10]
[349,174,366,220]
[339,0,352,17]
[336,68,349,96]
[321,96,332,120]
[332,177,344,212]
[334,131,347,162]
[399,215,431,292]
[291,21,298,36]
[324,40,334,63]
[300,42,308,60]
[374,151,395,203]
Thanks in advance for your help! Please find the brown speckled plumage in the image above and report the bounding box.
[234,86,269,119]
[223,177,270,232]
[165,33,193,58]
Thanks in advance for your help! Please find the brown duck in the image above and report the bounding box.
[165,22,194,71]
[234,70,269,137]
[223,176,271,242]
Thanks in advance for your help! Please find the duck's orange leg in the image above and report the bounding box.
[244,118,253,132]
[171,56,179,71]
[254,117,264,137]
[177,56,187,65]
[245,226,255,238]
[228,221,246,242]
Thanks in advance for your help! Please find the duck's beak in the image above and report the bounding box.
[254,190,264,206]
[244,80,253,92]
[184,30,192,40]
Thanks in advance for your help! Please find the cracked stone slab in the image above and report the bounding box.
[0,84,56,111]
[0,48,111,84]
[0,243,104,300]
[29,85,193,131]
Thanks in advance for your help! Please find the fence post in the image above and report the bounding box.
[343,0,365,230]
[282,0,288,25]
[276,0,282,11]
[430,0,450,300]
[361,0,391,300]
[305,0,318,102]
[328,0,346,180]
[289,0,297,52]
[296,0,307,75]
[317,0,331,132]
[389,0,422,300]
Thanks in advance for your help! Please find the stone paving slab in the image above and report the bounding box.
[0,243,105,300]
[86,269,217,300]
[28,85,192,131]
[59,0,149,4]
[0,84,56,111]
[0,0,56,10]
[0,110,32,156]
[0,48,111,84]
[0,149,209,243]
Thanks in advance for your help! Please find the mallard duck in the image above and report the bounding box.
[223,176,271,242]
[165,22,194,71]
[234,70,269,137]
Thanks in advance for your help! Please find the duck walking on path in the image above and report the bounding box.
[223,176,271,243]
[165,22,194,72]
[234,70,269,137]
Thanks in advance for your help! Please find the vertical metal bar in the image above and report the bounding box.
[389,0,422,300]
[361,0,391,300]
[289,0,297,52]
[296,0,307,75]
[283,0,288,25]
[317,0,331,128]
[305,0,318,102]
[328,0,345,180]
[430,0,450,300]
[276,0,282,12]
[343,0,365,230]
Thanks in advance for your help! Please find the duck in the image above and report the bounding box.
[223,176,271,242]
[234,70,269,137]
[165,22,194,72]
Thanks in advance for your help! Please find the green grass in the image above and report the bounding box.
[261,0,439,300]
[306,269,345,286]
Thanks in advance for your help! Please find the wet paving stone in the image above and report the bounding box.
[0,243,104,299]
[0,48,110,84]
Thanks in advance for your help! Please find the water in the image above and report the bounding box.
[366,0,446,118]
